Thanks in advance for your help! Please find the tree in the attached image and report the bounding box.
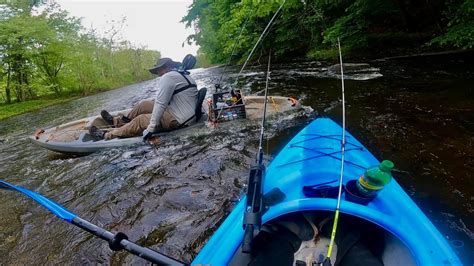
[182,0,474,63]
[430,0,474,49]
[34,2,81,95]
[0,0,161,104]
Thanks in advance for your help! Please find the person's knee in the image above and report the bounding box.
[139,100,154,113]
[135,114,151,130]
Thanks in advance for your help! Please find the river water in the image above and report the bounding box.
[0,54,472,265]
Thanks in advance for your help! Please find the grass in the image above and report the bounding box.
[0,98,76,120]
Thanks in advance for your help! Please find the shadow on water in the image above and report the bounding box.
[0,55,472,264]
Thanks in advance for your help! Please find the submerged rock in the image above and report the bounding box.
[327,63,383,80]
[327,63,372,73]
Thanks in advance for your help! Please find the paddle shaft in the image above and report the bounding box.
[72,217,185,265]
[0,180,185,265]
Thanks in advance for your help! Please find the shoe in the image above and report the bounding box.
[121,116,131,123]
[101,110,114,125]
[89,126,105,141]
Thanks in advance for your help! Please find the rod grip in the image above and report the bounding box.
[241,225,254,253]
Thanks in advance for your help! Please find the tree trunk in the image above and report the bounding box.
[25,73,36,99]
[5,63,11,104]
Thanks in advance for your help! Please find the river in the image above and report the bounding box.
[0,54,472,265]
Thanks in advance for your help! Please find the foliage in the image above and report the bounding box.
[195,50,213,68]
[430,0,474,49]
[182,0,474,64]
[0,0,160,107]
[0,98,74,120]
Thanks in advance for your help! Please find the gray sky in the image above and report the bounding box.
[55,0,199,61]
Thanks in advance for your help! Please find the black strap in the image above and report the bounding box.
[180,87,208,127]
[174,70,192,84]
[167,71,203,127]
[168,70,197,104]
[171,70,197,96]
[172,84,197,96]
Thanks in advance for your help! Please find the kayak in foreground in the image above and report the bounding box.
[30,95,301,154]
[193,118,461,265]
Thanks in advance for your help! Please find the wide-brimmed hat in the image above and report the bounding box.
[149,58,181,74]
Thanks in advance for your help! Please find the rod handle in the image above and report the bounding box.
[242,225,254,253]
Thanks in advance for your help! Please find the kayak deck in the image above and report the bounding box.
[193,118,461,265]
[244,96,299,119]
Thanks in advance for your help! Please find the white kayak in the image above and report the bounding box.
[30,96,301,154]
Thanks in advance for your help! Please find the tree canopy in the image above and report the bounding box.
[0,0,160,104]
[182,0,474,64]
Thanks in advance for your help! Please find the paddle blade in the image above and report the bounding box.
[0,180,76,222]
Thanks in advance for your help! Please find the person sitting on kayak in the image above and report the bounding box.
[89,57,198,142]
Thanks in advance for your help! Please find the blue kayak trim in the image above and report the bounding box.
[193,118,461,265]
[0,180,76,222]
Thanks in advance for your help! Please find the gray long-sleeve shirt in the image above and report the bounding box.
[147,71,197,132]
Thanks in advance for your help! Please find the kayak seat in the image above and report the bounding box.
[195,87,208,122]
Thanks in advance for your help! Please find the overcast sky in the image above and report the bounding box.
[55,0,199,61]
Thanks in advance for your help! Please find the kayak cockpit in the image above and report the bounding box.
[228,210,416,266]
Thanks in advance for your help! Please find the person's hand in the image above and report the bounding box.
[142,129,153,143]
[143,129,160,145]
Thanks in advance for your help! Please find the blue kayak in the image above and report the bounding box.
[193,118,461,265]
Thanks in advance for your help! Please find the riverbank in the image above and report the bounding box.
[0,78,156,121]
[0,98,79,120]
[307,45,474,61]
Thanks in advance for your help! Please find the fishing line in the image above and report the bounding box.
[216,7,254,89]
[213,1,285,126]
[324,37,346,265]
[257,50,272,164]
[233,0,286,87]
[241,50,272,254]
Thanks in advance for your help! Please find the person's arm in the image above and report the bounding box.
[146,75,175,132]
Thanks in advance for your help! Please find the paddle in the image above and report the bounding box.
[0,180,185,266]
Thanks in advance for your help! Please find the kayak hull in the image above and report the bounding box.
[30,109,147,154]
[193,118,461,265]
[30,96,301,154]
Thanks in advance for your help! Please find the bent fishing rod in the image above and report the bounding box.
[216,8,253,90]
[0,180,185,265]
[214,1,285,126]
[233,0,286,87]
[241,51,272,253]
[323,37,346,266]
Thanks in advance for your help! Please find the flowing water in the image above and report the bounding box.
[0,54,472,265]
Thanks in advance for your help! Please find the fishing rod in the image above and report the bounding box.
[241,51,272,253]
[233,0,286,87]
[323,38,346,266]
[216,8,253,90]
[258,50,272,164]
[0,180,186,266]
[214,1,285,126]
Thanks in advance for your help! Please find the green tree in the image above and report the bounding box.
[183,0,474,63]
[430,0,474,49]
[0,13,50,102]
[34,2,81,95]
[0,0,160,108]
